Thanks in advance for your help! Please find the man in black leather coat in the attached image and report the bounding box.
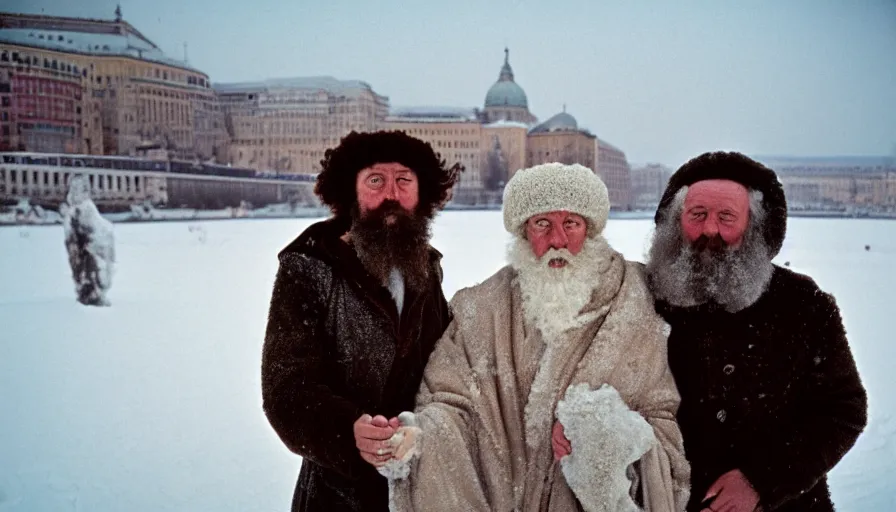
[261,130,462,511]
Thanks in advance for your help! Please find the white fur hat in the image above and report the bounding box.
[503,162,610,237]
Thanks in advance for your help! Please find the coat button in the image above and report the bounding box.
[723,364,735,375]
[716,409,727,423]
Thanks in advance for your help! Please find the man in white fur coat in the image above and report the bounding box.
[382,163,690,511]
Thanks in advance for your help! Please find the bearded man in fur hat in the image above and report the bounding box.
[261,130,461,511]
[645,151,867,512]
[382,163,690,512]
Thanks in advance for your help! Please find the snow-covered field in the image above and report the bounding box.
[0,212,893,511]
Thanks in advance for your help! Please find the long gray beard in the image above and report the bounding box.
[645,218,773,313]
[508,237,611,342]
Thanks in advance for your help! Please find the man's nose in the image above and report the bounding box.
[548,226,568,248]
[383,180,397,200]
[703,219,720,237]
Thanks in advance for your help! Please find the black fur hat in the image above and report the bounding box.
[654,151,787,257]
[314,130,462,224]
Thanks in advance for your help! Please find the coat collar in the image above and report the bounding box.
[281,218,443,349]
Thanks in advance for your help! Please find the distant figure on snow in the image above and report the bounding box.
[384,163,690,512]
[645,152,867,512]
[261,131,462,511]
[60,174,115,306]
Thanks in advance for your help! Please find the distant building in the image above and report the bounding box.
[527,108,596,171]
[756,155,896,212]
[215,77,388,174]
[380,106,483,203]
[483,120,528,181]
[381,50,633,206]
[596,139,632,210]
[482,48,537,125]
[0,9,227,160]
[630,163,672,209]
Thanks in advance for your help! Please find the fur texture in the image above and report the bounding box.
[314,130,462,223]
[261,219,451,511]
[654,151,787,257]
[502,162,610,237]
[646,187,774,313]
[508,236,611,342]
[556,383,656,512]
[656,267,867,511]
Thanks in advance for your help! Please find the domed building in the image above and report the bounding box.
[527,106,595,167]
[482,48,536,125]
[527,107,631,210]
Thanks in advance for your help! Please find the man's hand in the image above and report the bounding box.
[552,420,571,461]
[353,414,396,467]
[701,469,761,512]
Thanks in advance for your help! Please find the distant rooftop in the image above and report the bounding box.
[386,105,479,122]
[213,76,384,99]
[596,138,625,154]
[754,155,895,169]
[483,119,531,129]
[0,12,201,73]
[753,155,896,177]
[529,110,591,135]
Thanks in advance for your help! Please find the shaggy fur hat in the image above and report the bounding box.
[655,151,788,257]
[315,130,463,226]
[503,162,610,238]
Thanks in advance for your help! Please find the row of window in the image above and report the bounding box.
[0,168,142,194]
[135,86,216,104]
[13,77,81,98]
[15,98,76,112]
[404,127,479,137]
[113,66,209,88]
[90,65,207,89]
[19,123,77,135]
[434,140,479,149]
[138,99,192,126]
[1,51,82,77]
[0,154,165,171]
[232,137,331,146]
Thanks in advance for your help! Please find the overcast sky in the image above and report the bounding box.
[8,0,896,167]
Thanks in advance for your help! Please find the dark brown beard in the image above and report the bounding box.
[350,200,432,294]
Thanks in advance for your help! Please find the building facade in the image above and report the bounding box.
[630,163,672,209]
[482,120,528,184]
[0,40,96,153]
[215,77,388,174]
[757,156,896,212]
[0,10,227,161]
[381,106,484,203]
[596,138,632,210]
[526,110,596,170]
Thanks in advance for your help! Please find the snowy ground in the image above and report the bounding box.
[0,212,893,511]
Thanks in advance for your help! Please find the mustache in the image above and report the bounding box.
[691,234,728,253]
[540,247,575,266]
[362,199,412,219]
